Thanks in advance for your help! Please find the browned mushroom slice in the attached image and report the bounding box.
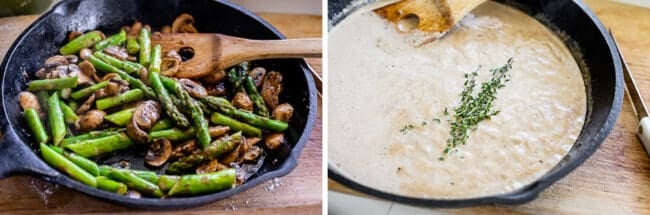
[126,56,137,62]
[47,65,69,79]
[44,55,69,70]
[103,46,129,60]
[128,21,142,37]
[111,159,131,169]
[76,94,96,114]
[19,91,41,112]
[166,50,182,61]
[94,82,120,98]
[171,13,198,33]
[79,48,93,61]
[64,55,79,64]
[145,139,172,167]
[264,133,285,150]
[208,126,230,137]
[202,70,226,84]
[160,57,180,77]
[261,71,283,109]
[68,31,82,41]
[171,139,199,160]
[68,64,95,86]
[133,101,161,130]
[127,117,149,144]
[75,110,106,132]
[232,92,253,111]
[161,25,171,34]
[272,103,294,122]
[178,78,207,98]
[219,144,241,165]
[79,60,100,82]
[206,82,228,96]
[34,68,48,79]
[139,67,150,86]
[196,160,229,174]
[248,67,267,88]
[242,146,263,162]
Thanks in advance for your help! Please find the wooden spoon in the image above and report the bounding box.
[151,33,321,78]
[375,0,487,34]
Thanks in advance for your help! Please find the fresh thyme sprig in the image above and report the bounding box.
[441,59,513,160]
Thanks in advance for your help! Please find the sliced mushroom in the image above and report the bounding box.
[76,94,96,114]
[126,56,137,62]
[171,13,198,33]
[171,139,199,160]
[219,144,241,165]
[19,91,41,111]
[202,70,226,84]
[79,60,100,82]
[79,48,93,61]
[208,126,230,137]
[272,103,294,122]
[207,82,228,96]
[101,73,121,82]
[128,21,142,37]
[139,68,150,86]
[160,57,180,77]
[145,139,172,167]
[103,46,129,60]
[261,71,283,109]
[242,146,262,162]
[248,67,267,88]
[95,82,120,98]
[111,160,130,169]
[48,65,69,79]
[44,55,69,70]
[166,50,182,61]
[232,92,253,111]
[133,101,161,130]
[75,110,106,132]
[34,68,47,79]
[68,31,82,41]
[64,55,79,64]
[127,101,161,144]
[121,25,131,33]
[161,25,172,34]
[179,78,207,98]
[264,133,285,150]
[67,64,95,86]
[196,160,229,174]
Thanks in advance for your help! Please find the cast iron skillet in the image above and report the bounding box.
[328,0,623,207]
[0,0,317,209]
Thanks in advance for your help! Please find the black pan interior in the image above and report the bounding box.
[328,0,623,207]
[0,0,317,209]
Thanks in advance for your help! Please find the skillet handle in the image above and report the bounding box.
[0,126,55,179]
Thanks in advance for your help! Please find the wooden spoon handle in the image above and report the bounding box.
[217,35,322,70]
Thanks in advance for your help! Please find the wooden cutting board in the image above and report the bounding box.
[0,13,322,214]
[329,0,650,214]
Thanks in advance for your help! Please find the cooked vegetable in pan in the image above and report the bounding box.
[21,14,294,198]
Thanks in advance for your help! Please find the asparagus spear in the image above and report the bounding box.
[106,168,163,197]
[138,28,151,67]
[126,38,140,55]
[159,76,210,148]
[244,76,269,117]
[168,169,236,196]
[87,55,155,98]
[50,146,100,176]
[64,133,134,158]
[158,175,180,193]
[95,89,144,110]
[149,45,190,128]
[49,92,66,146]
[98,166,159,184]
[149,126,230,142]
[151,118,174,131]
[93,52,143,75]
[27,76,78,91]
[104,107,136,126]
[210,112,261,137]
[203,96,288,131]
[62,129,125,146]
[70,80,109,100]
[226,62,249,90]
[24,108,49,144]
[59,31,103,55]
[40,143,97,187]
[36,91,49,112]
[59,102,78,125]
[96,176,128,195]
[166,131,242,174]
[93,30,126,51]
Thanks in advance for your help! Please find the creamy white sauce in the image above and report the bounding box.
[328,2,586,198]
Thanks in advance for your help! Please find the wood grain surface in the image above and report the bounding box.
[329,0,650,214]
[0,13,322,214]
